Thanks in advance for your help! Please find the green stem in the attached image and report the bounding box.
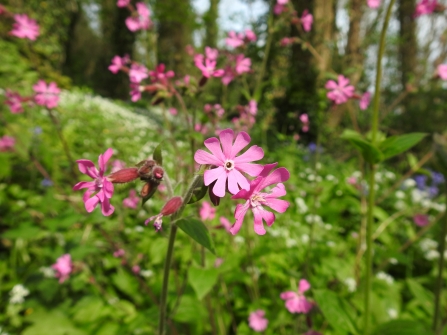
[158,166,206,335]
[433,180,447,333]
[254,13,273,99]
[363,1,395,333]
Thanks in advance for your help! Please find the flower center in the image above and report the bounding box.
[250,194,265,207]
[224,159,235,171]
[95,177,103,189]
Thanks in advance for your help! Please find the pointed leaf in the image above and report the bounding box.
[176,218,215,254]
[313,289,358,335]
[371,320,430,335]
[341,129,383,164]
[187,179,208,204]
[188,267,219,300]
[379,133,427,160]
[153,142,163,166]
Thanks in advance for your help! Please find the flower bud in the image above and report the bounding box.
[107,168,139,183]
[161,196,183,215]
[208,181,220,206]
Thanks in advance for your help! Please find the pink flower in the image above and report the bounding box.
[230,163,290,235]
[325,75,355,105]
[200,201,216,221]
[113,249,125,257]
[194,54,224,78]
[235,55,251,74]
[111,159,126,173]
[359,91,371,110]
[280,37,294,47]
[129,63,148,83]
[108,55,129,74]
[145,196,183,231]
[205,47,219,61]
[52,254,73,283]
[73,148,115,216]
[222,65,236,85]
[126,2,152,31]
[367,0,381,8]
[0,135,15,152]
[277,0,288,4]
[437,64,447,80]
[149,63,175,86]
[117,0,130,7]
[413,214,429,227]
[169,107,178,115]
[280,279,313,314]
[274,4,285,15]
[194,128,264,197]
[301,10,313,32]
[248,310,268,332]
[130,83,142,102]
[248,100,257,115]
[32,80,61,109]
[245,29,257,42]
[132,265,141,274]
[5,90,24,113]
[414,0,438,17]
[300,114,309,124]
[10,14,40,40]
[214,258,224,267]
[123,189,139,209]
[226,31,244,48]
[219,216,232,232]
[347,176,357,185]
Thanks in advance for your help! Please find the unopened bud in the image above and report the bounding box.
[107,168,139,183]
[208,181,220,206]
[199,76,208,87]
[161,196,183,215]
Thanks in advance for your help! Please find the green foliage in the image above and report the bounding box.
[176,218,216,254]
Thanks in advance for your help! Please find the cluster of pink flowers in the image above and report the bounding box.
[231,100,258,132]
[221,54,252,86]
[414,0,441,17]
[116,1,152,32]
[274,0,313,33]
[325,75,371,109]
[0,135,15,152]
[52,254,73,283]
[194,47,225,82]
[437,64,447,80]
[10,13,40,40]
[248,310,268,332]
[4,80,61,113]
[367,0,381,9]
[200,201,216,221]
[300,113,310,132]
[194,128,290,235]
[225,29,257,49]
[413,214,429,227]
[123,189,140,209]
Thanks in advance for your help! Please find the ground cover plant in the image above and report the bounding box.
[1,0,447,334]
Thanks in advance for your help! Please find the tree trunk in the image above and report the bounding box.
[203,0,219,48]
[345,0,364,86]
[398,0,417,89]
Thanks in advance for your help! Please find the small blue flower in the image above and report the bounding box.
[41,178,53,187]
[431,171,445,186]
[414,175,427,191]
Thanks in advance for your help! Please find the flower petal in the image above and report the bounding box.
[252,206,266,235]
[235,162,264,177]
[234,145,264,163]
[76,159,99,179]
[204,166,226,186]
[98,148,113,175]
[103,180,114,199]
[230,131,250,157]
[85,195,100,212]
[211,173,228,198]
[280,291,298,300]
[204,137,226,162]
[194,149,223,166]
[218,129,235,158]
[230,202,249,235]
[257,167,290,191]
[265,198,289,213]
[73,181,96,191]
[299,279,311,293]
[227,169,250,194]
[260,208,275,226]
[101,197,115,216]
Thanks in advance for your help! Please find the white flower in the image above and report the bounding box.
[140,270,154,278]
[375,172,383,183]
[301,234,309,243]
[352,171,362,178]
[295,197,308,214]
[344,278,356,292]
[403,179,416,188]
[426,250,440,260]
[420,238,438,252]
[325,224,333,230]
[389,258,398,265]
[326,174,335,181]
[286,238,298,248]
[234,236,245,244]
[134,226,144,232]
[269,229,281,237]
[39,267,55,278]
[394,200,406,210]
[326,241,335,247]
[395,191,405,199]
[376,272,394,285]
[385,171,396,180]
[387,308,398,319]
[307,174,315,181]
[9,284,30,304]
[316,163,322,170]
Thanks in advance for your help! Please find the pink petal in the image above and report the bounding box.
[338,75,349,87]
[299,279,311,293]
[85,195,100,212]
[103,180,114,198]
[252,206,267,235]
[280,291,298,300]
[76,159,99,179]
[233,145,264,163]
[73,181,96,191]
[265,198,289,213]
[230,202,250,235]
[194,149,223,166]
[236,163,264,177]
[325,80,338,89]
[267,183,287,198]
[260,208,275,226]
[204,137,226,162]
[257,167,290,191]
[218,129,235,158]
[101,197,115,216]
[99,148,113,174]
[227,169,250,194]
[230,131,251,157]
[204,166,226,186]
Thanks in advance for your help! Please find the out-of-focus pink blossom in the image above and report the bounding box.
[129,63,148,83]
[219,216,232,232]
[111,159,126,173]
[300,113,309,132]
[185,44,195,56]
[359,91,371,110]
[277,0,288,4]
[126,2,152,31]
[231,163,290,235]
[300,10,313,32]
[132,265,141,274]
[149,63,175,86]
[194,128,264,197]
[247,100,257,116]
[113,249,125,257]
[325,75,355,105]
[347,176,357,185]
[109,55,129,74]
[222,65,236,86]
[130,83,142,102]
[245,29,257,42]
[274,4,285,15]
[226,31,245,48]
[117,0,130,7]
[280,37,294,47]
[194,54,224,78]
[0,135,15,152]
[280,279,313,314]
[214,258,224,267]
[5,90,24,113]
[413,214,429,227]
[437,64,447,80]
[200,201,216,221]
[123,189,139,209]
[73,148,115,216]
[33,80,61,109]
[205,47,219,61]
[169,107,178,115]
[248,310,268,332]
[195,123,209,135]
[235,55,251,74]
[367,0,381,8]
[10,14,40,40]
[52,254,73,283]
[414,0,438,17]
[145,196,183,231]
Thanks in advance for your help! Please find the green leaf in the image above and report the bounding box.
[379,133,427,160]
[313,289,358,335]
[341,130,383,164]
[153,142,163,165]
[24,310,87,335]
[406,279,434,315]
[187,179,208,204]
[172,295,207,323]
[188,267,219,300]
[176,218,215,254]
[371,320,431,335]
[3,223,41,239]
